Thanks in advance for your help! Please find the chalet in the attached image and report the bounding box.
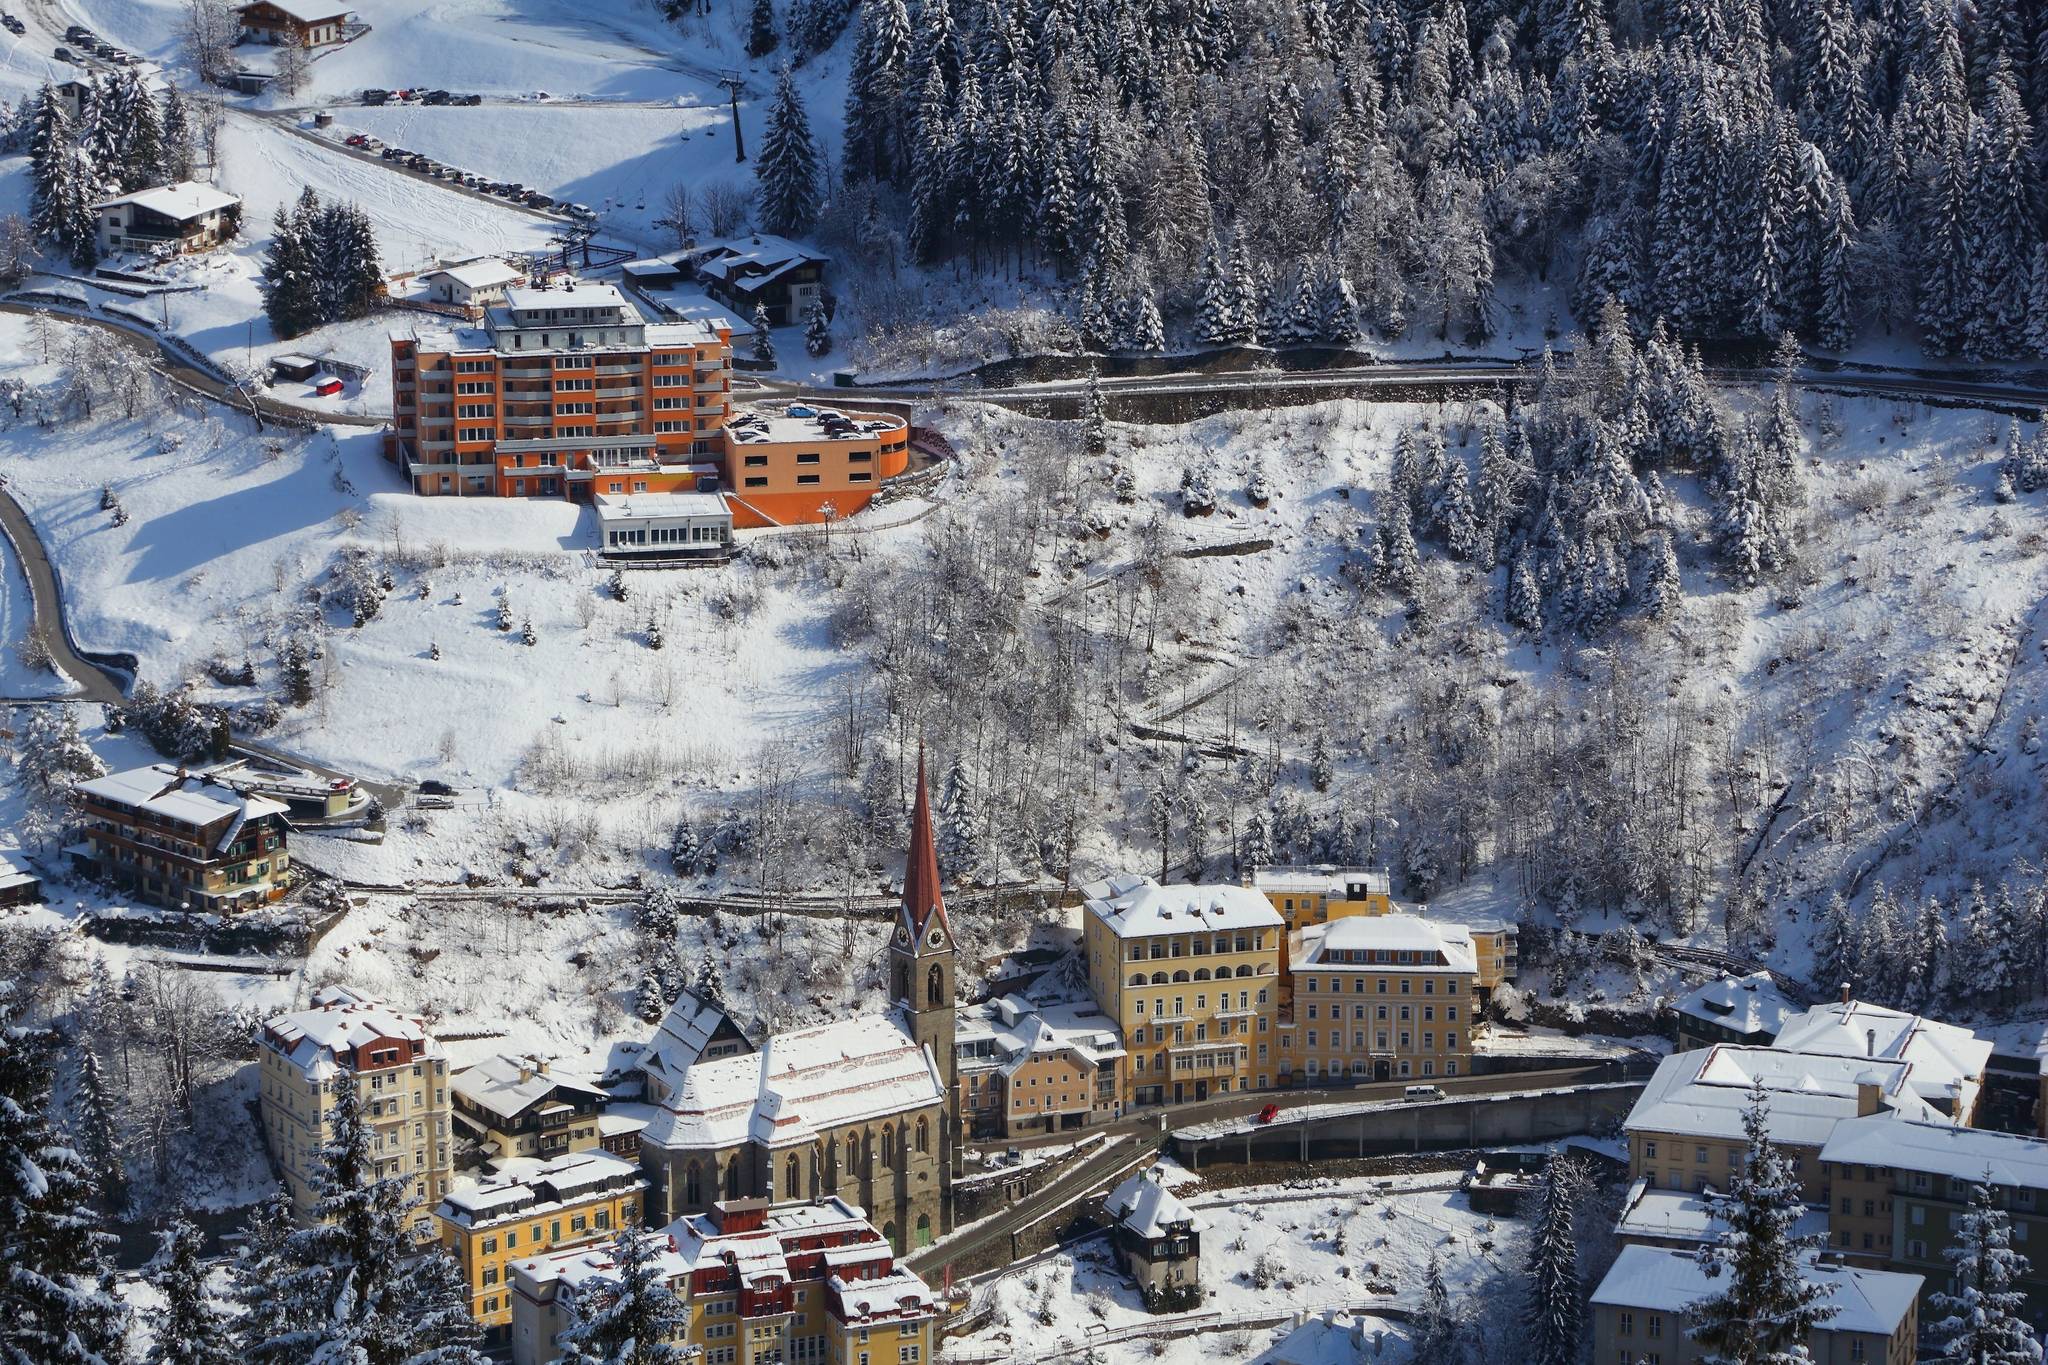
[0,853,40,907]
[685,234,828,327]
[235,0,351,47]
[419,258,524,314]
[1670,971,1799,1050]
[451,1054,614,1166]
[69,763,291,913]
[1105,1167,1206,1306]
[92,182,242,258]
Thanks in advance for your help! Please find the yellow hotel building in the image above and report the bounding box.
[1080,874,1285,1106]
[434,1149,647,1334]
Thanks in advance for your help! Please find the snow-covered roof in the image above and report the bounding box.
[1821,1115,2048,1190]
[660,1197,905,1290]
[511,1231,692,1299]
[238,0,351,22]
[1624,1045,1944,1147]
[646,319,730,347]
[829,1267,938,1321]
[261,985,442,1080]
[1673,972,1800,1039]
[1082,875,1284,939]
[75,763,288,849]
[956,996,1126,1078]
[1106,1167,1208,1238]
[1772,1000,1992,1106]
[92,181,240,221]
[1591,1245,1921,1336]
[1294,914,1478,973]
[594,491,731,522]
[724,406,906,445]
[450,1054,607,1122]
[639,1012,943,1152]
[503,283,632,313]
[636,990,745,1094]
[692,234,828,290]
[1612,1177,1829,1246]
[1249,865,1391,897]
[0,853,38,891]
[424,258,521,290]
[436,1149,643,1229]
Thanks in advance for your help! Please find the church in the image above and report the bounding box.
[637,752,960,1252]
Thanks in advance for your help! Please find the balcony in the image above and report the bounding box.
[420,440,456,453]
[594,364,641,376]
[596,384,645,397]
[504,415,553,428]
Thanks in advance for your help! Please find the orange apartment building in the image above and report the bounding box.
[387,279,910,528]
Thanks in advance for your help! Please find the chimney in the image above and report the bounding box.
[1855,1071,1883,1117]
[1841,982,1852,1005]
[1865,1028,1876,1057]
[518,1058,535,1084]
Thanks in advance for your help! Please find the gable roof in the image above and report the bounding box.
[1673,972,1800,1039]
[1106,1168,1207,1238]
[238,0,352,23]
[638,990,748,1093]
[1625,1044,1944,1147]
[639,1012,944,1152]
[1821,1115,2048,1190]
[261,985,441,1080]
[1772,1000,1991,1106]
[451,1054,607,1122]
[91,181,240,221]
[425,258,521,291]
[75,763,288,849]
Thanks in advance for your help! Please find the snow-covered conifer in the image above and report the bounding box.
[757,64,821,236]
[1928,1183,2041,1365]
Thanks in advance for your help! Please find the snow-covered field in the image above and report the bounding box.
[955,1172,1520,1365]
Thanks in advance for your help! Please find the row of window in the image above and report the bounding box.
[1299,1029,1460,1051]
[1124,934,1267,959]
[740,473,873,488]
[1303,1002,1458,1023]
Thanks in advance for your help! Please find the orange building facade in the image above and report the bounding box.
[387,281,909,526]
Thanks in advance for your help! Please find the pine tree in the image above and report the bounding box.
[1081,366,1108,455]
[803,297,832,357]
[1506,551,1543,633]
[1813,893,1858,998]
[1928,1184,2041,1365]
[254,1083,484,1365]
[160,86,194,182]
[0,986,129,1365]
[260,203,321,340]
[555,1230,691,1365]
[756,64,820,237]
[1525,1154,1587,1365]
[937,751,981,880]
[75,1046,125,1211]
[1239,807,1273,871]
[842,0,911,185]
[146,1216,236,1365]
[1412,1250,1461,1365]
[1372,499,1422,599]
[695,944,725,1005]
[1642,530,1681,618]
[747,0,779,56]
[1194,236,1238,347]
[751,301,776,365]
[1688,1081,1838,1361]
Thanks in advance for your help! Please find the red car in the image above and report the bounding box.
[344,134,368,147]
[1256,1103,1280,1125]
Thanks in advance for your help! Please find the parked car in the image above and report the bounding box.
[380,146,403,159]
[418,779,458,796]
[361,88,389,104]
[63,24,93,41]
[1256,1102,1281,1124]
[422,88,450,105]
[2,17,24,34]
[456,93,481,106]
[52,46,73,61]
[525,192,554,208]
[344,133,368,147]
[566,203,596,221]
[1402,1084,1447,1103]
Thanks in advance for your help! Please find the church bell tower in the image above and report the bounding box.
[891,747,956,1097]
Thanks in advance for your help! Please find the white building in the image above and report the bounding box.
[419,258,524,313]
[1671,971,1801,1050]
[633,989,753,1106]
[93,182,242,257]
[257,985,452,1229]
[593,491,733,556]
[1590,1245,1922,1365]
[1771,997,1992,1119]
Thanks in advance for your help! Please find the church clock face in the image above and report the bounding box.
[895,925,910,947]
[927,928,945,949]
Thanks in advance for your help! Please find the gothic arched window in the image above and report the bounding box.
[927,963,944,1007]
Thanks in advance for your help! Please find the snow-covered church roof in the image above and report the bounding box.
[639,1012,944,1152]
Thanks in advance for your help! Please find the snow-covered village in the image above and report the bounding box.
[4,0,2048,1360]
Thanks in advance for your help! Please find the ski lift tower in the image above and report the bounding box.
[717,71,746,163]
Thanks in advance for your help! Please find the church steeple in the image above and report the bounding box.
[892,746,956,1098]
[901,745,948,940]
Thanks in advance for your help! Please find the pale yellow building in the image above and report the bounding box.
[1081,874,1285,1107]
[1247,865,1517,995]
[435,1149,646,1334]
[257,985,452,1231]
[1279,914,1477,1085]
[509,1198,939,1365]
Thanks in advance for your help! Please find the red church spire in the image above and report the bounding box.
[903,745,948,936]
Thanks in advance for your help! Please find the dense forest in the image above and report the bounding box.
[738,0,2047,359]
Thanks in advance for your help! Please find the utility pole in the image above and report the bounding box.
[719,73,746,163]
